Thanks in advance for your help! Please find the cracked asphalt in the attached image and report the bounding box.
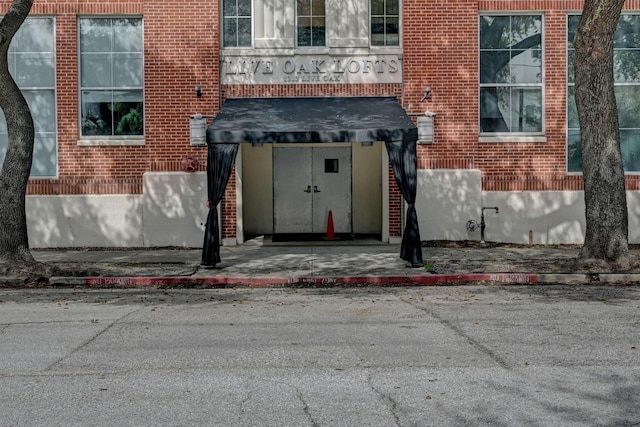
[1,285,639,426]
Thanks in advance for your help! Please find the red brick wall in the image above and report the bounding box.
[7,0,640,240]
[0,0,217,196]
[403,0,640,191]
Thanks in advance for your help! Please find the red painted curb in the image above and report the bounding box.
[410,273,538,285]
[80,273,539,287]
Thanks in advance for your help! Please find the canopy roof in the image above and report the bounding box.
[206,96,418,144]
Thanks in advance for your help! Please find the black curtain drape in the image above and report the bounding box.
[201,143,239,267]
[385,140,423,267]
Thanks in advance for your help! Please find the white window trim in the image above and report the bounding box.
[369,0,401,48]
[295,0,327,48]
[478,13,546,138]
[77,138,145,147]
[479,135,547,143]
[77,16,145,145]
[1,16,59,178]
[222,0,254,48]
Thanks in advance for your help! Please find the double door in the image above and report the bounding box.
[273,146,352,234]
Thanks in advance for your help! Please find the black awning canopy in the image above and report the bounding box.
[201,96,423,269]
[206,96,418,144]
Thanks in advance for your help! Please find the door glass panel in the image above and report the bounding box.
[325,159,339,173]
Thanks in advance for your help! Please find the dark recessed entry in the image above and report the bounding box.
[325,158,339,173]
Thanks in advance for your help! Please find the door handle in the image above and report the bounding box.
[304,185,311,193]
[313,185,321,193]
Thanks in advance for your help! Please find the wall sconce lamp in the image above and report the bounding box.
[420,87,432,102]
[195,85,203,98]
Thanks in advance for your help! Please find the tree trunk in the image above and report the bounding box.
[574,0,630,268]
[0,0,36,269]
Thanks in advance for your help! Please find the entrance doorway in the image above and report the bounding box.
[273,146,352,234]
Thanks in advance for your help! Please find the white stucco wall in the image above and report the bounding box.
[480,191,585,244]
[27,194,144,248]
[25,168,640,248]
[142,172,209,247]
[415,169,640,245]
[415,169,483,241]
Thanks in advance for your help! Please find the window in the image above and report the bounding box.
[0,17,56,177]
[371,0,399,46]
[223,0,252,47]
[297,0,325,47]
[479,15,543,134]
[568,14,640,172]
[79,18,143,138]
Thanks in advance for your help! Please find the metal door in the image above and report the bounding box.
[273,146,351,234]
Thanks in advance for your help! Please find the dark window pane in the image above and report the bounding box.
[615,15,640,48]
[297,0,310,16]
[567,15,580,49]
[567,50,575,83]
[567,86,579,129]
[480,51,509,83]
[312,18,325,46]
[479,15,510,49]
[616,86,640,128]
[567,130,582,172]
[386,17,399,36]
[614,50,640,83]
[298,30,311,46]
[298,17,311,46]
[312,0,325,15]
[622,129,640,171]
[0,109,6,133]
[511,15,541,46]
[386,0,399,15]
[371,17,385,46]
[0,134,6,170]
[237,18,252,46]
[371,0,384,15]
[224,19,238,46]
[480,87,510,132]
[114,102,143,136]
[82,91,113,136]
[508,88,542,132]
[238,0,251,16]
[224,0,237,16]
[371,17,384,34]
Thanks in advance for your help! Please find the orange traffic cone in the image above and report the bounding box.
[323,210,338,240]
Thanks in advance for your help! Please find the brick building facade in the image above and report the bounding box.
[3,0,640,247]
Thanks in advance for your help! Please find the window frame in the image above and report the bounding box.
[296,0,327,48]
[478,13,545,139]
[567,13,640,174]
[0,16,58,178]
[370,0,400,47]
[222,0,253,48]
[78,16,145,145]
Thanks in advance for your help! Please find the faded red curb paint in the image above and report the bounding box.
[79,273,539,288]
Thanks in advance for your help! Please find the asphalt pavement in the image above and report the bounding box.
[1,285,639,426]
[16,236,640,287]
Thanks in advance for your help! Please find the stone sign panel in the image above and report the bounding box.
[222,55,402,85]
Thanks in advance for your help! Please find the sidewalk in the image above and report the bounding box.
[21,237,640,287]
